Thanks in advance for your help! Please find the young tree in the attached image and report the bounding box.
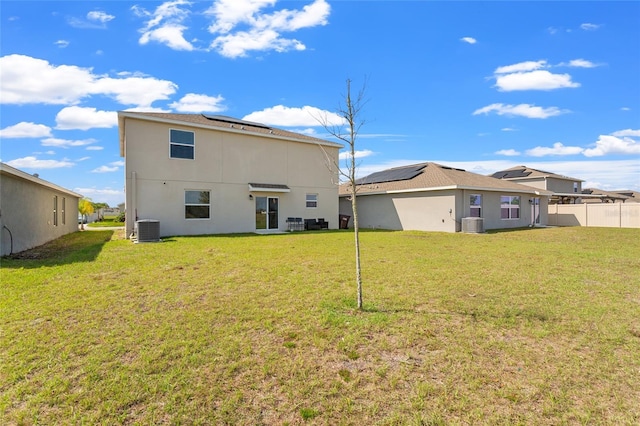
[317,78,367,309]
[78,198,94,230]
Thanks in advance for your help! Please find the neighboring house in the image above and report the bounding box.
[338,162,552,233]
[118,112,342,237]
[581,188,631,203]
[491,165,584,204]
[0,163,81,256]
[615,190,640,202]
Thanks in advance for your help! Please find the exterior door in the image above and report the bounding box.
[531,197,540,225]
[255,196,279,230]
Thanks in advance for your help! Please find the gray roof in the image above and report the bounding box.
[340,162,552,196]
[491,165,583,182]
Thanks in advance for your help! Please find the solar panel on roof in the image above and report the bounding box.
[356,164,426,185]
[491,169,531,179]
[201,114,271,130]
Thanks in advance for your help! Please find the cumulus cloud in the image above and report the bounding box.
[583,135,640,157]
[92,165,119,173]
[495,70,580,91]
[86,146,104,151]
[243,105,344,127]
[566,58,599,68]
[494,60,548,74]
[169,93,226,112]
[611,129,640,137]
[68,10,116,29]
[473,103,568,119]
[133,0,194,50]
[526,142,584,157]
[206,0,330,58]
[460,37,476,44]
[87,11,115,24]
[0,54,177,108]
[6,156,74,169]
[55,106,118,130]
[0,122,52,138]
[41,137,96,149]
[339,149,374,161]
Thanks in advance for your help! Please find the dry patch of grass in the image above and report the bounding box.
[1,227,639,424]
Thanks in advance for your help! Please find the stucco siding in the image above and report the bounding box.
[123,117,339,237]
[1,172,79,256]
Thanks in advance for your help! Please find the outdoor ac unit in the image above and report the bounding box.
[461,217,484,234]
[136,219,160,242]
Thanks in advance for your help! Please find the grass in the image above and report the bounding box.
[86,215,124,228]
[1,227,639,425]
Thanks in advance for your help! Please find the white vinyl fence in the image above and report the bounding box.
[548,203,640,228]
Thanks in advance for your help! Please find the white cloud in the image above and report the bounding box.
[87,11,115,24]
[73,187,124,206]
[501,127,517,132]
[495,149,521,156]
[92,165,119,173]
[494,60,547,74]
[339,149,374,161]
[55,106,118,130]
[526,142,584,157]
[620,107,631,111]
[473,103,568,119]
[611,129,640,137]
[206,0,330,58]
[495,70,580,91]
[581,23,601,31]
[0,54,177,108]
[55,40,69,48]
[0,122,52,138]
[41,137,96,149]
[583,135,640,157]
[86,146,104,151]
[6,156,74,169]
[133,0,196,51]
[169,93,226,112]
[566,58,599,68]
[243,105,344,127]
[460,37,476,44]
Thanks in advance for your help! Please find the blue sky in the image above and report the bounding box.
[1,0,639,207]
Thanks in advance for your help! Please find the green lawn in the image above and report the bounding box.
[1,227,639,425]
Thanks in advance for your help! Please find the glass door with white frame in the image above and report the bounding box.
[255,196,279,230]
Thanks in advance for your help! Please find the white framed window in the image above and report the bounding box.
[469,194,482,218]
[170,129,195,160]
[185,190,210,219]
[500,196,520,219]
[306,193,318,208]
[53,195,58,226]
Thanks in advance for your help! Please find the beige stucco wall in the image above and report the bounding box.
[339,189,548,233]
[1,171,79,256]
[123,118,339,237]
[548,203,640,228]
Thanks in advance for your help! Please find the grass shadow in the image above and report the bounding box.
[1,230,115,269]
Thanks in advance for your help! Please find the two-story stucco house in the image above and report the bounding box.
[118,112,342,238]
[490,166,584,204]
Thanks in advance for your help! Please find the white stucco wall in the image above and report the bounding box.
[1,167,80,256]
[122,117,340,237]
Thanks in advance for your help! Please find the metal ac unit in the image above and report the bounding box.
[461,217,484,233]
[136,219,160,242]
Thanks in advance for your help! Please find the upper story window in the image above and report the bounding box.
[170,129,195,160]
[469,194,482,218]
[185,190,210,219]
[500,196,520,219]
[306,193,318,208]
[573,182,578,193]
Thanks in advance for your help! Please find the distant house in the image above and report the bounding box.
[581,188,631,203]
[490,165,584,204]
[615,190,640,203]
[339,162,552,233]
[1,163,81,256]
[118,112,342,238]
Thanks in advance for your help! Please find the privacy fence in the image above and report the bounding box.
[548,203,640,228]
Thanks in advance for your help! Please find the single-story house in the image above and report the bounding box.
[490,165,584,204]
[0,162,82,256]
[118,112,342,238]
[339,162,552,233]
